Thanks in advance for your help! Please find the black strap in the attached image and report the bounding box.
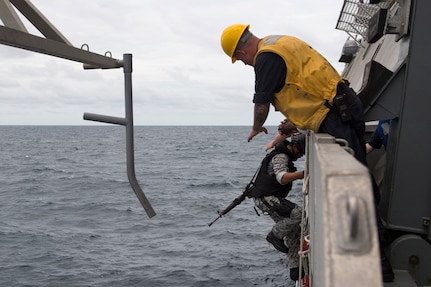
[248,164,261,187]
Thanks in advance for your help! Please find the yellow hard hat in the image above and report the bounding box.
[220,24,250,63]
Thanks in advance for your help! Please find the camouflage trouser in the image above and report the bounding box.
[254,196,302,269]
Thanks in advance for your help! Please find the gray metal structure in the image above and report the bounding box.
[304,133,383,287]
[333,0,431,285]
[0,0,156,218]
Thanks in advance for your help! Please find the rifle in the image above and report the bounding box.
[207,182,254,227]
[208,166,260,227]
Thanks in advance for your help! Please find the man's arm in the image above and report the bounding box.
[249,52,286,142]
[247,103,270,142]
[367,129,383,151]
[265,119,299,150]
[265,133,288,151]
[272,154,304,185]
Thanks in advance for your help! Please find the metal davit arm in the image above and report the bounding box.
[84,54,156,218]
[0,0,155,218]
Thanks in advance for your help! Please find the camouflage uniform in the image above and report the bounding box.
[254,196,301,269]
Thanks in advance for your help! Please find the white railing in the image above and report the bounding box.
[336,0,380,40]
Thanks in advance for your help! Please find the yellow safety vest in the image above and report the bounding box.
[256,35,344,131]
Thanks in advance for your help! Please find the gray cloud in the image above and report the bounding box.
[1,0,348,126]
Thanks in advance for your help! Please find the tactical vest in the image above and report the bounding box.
[252,143,296,198]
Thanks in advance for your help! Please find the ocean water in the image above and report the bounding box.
[0,126,304,287]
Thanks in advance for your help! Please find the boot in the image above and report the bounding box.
[289,266,306,281]
[266,231,289,253]
[290,267,300,281]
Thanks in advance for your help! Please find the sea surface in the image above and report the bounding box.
[0,126,304,287]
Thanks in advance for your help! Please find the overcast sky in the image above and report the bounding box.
[0,0,349,126]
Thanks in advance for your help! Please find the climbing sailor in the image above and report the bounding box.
[252,133,306,281]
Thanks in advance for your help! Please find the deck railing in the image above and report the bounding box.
[300,132,382,287]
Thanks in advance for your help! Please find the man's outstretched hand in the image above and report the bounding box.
[247,127,268,142]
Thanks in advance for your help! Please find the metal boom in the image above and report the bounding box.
[0,0,156,218]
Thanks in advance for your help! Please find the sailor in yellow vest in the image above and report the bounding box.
[220,24,367,165]
[220,24,395,283]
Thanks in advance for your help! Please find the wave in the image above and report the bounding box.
[0,126,295,287]
[187,180,241,189]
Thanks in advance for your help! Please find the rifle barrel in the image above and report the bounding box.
[208,215,221,227]
[207,183,254,227]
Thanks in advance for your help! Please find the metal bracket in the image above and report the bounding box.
[84,54,156,218]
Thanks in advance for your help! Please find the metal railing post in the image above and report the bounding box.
[123,54,156,218]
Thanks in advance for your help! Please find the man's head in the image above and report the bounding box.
[220,24,258,66]
[290,133,306,158]
[275,133,306,161]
